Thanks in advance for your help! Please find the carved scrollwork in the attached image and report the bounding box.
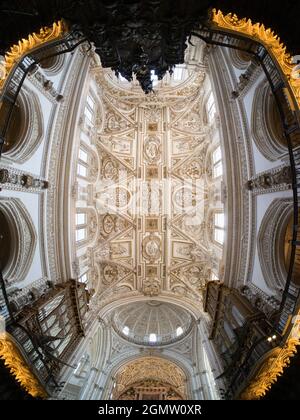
[212,9,300,112]
[0,21,67,89]
[0,333,47,398]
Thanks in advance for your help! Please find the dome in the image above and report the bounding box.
[112,301,193,346]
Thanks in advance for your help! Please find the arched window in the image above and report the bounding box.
[122,326,129,336]
[76,210,87,243]
[76,228,87,242]
[79,272,88,284]
[212,146,223,178]
[77,147,88,178]
[149,333,157,343]
[75,208,97,247]
[176,326,183,336]
[214,212,225,245]
[76,144,98,182]
[206,92,216,124]
[84,93,96,128]
[76,213,87,226]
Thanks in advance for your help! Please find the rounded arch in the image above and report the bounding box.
[38,53,65,75]
[2,86,43,163]
[102,353,193,400]
[0,198,36,284]
[112,357,187,400]
[257,198,295,295]
[252,80,287,161]
[228,46,252,70]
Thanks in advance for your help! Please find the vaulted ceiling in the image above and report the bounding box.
[80,55,224,319]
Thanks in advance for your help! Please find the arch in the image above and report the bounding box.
[103,353,193,400]
[251,80,287,161]
[112,357,187,400]
[229,48,252,70]
[38,53,65,75]
[283,209,300,286]
[0,198,36,284]
[2,86,43,163]
[257,198,294,294]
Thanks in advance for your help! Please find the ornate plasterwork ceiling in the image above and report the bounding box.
[85,61,223,315]
[113,357,187,399]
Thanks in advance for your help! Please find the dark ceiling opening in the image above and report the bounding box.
[0,1,299,93]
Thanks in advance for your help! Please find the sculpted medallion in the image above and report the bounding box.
[142,235,161,262]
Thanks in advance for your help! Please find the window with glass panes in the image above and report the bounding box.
[75,210,88,243]
[79,272,88,284]
[77,146,89,178]
[76,228,87,242]
[76,213,86,226]
[212,146,223,178]
[84,93,95,126]
[206,92,216,123]
[214,212,225,245]
[211,272,219,280]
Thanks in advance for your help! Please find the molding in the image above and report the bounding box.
[208,46,256,290]
[27,67,62,104]
[248,164,292,195]
[45,49,90,284]
[0,165,48,193]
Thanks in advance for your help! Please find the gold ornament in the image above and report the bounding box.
[239,311,300,400]
[211,9,300,111]
[0,332,47,398]
[0,20,68,89]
